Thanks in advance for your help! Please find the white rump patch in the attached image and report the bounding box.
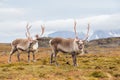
[33,42,39,50]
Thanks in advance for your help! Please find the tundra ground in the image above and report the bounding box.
[0,44,120,80]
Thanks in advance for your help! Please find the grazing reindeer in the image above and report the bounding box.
[8,24,45,63]
[49,21,90,66]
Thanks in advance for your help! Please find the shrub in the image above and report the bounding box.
[39,73,46,78]
[14,67,25,70]
[90,71,107,78]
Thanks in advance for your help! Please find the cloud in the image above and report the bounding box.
[0,13,120,42]
[0,8,25,21]
[1,13,119,32]
[43,13,120,32]
[81,13,120,30]
[0,8,24,15]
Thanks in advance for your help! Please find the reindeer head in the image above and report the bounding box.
[74,20,90,50]
[25,23,45,49]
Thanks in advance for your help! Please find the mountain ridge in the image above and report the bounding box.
[48,29,120,40]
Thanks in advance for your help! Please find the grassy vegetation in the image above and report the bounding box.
[0,44,120,80]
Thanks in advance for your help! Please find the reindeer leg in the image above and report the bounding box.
[80,47,84,55]
[17,51,20,62]
[50,47,57,65]
[50,53,54,64]
[32,52,36,62]
[72,53,77,66]
[8,47,17,63]
[54,51,58,66]
[8,52,14,63]
[50,49,58,65]
[28,52,30,62]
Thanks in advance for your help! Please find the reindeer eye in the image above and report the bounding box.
[80,44,83,46]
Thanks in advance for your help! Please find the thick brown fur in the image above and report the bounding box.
[8,38,38,63]
[49,37,84,66]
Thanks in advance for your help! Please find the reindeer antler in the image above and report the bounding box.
[35,25,45,39]
[84,23,90,41]
[74,20,78,39]
[40,25,45,36]
[25,23,32,40]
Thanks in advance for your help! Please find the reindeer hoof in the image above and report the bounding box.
[55,62,59,66]
[8,61,11,64]
[33,60,36,62]
[73,64,77,66]
[55,64,59,66]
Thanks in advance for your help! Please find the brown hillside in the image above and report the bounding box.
[88,37,120,48]
[38,37,120,48]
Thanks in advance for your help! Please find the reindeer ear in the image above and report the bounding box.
[83,40,88,44]
[76,40,79,44]
[35,34,39,39]
[74,38,79,44]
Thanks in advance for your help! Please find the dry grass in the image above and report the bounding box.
[0,44,120,80]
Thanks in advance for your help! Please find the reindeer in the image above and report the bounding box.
[49,21,90,66]
[8,24,45,63]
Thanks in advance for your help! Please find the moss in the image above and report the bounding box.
[0,75,6,79]
[113,73,120,77]
[38,73,46,78]
[14,66,25,70]
[90,71,107,78]
[2,67,9,71]
[65,77,73,80]
[55,72,63,76]
[0,47,120,80]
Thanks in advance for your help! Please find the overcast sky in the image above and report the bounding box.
[0,0,120,42]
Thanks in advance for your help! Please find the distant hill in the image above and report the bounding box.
[1,37,120,48]
[90,30,120,40]
[88,37,120,48]
[38,37,120,48]
[38,37,52,47]
[48,29,120,40]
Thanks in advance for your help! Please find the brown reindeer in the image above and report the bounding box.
[49,21,90,66]
[8,24,45,63]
